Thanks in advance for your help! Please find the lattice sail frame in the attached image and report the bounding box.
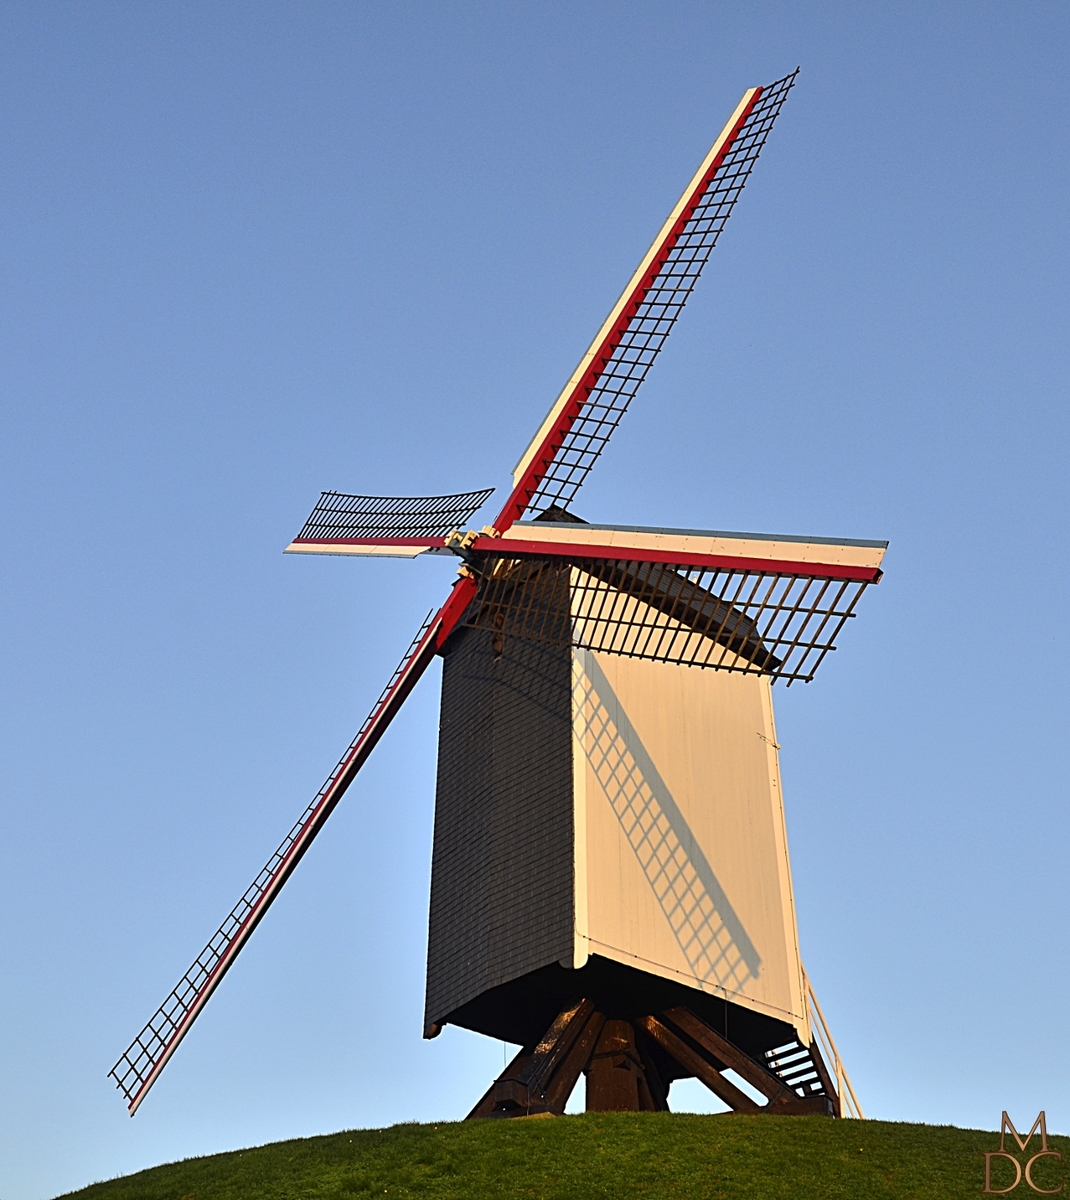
[464,552,873,684]
[498,71,797,528]
[296,488,494,540]
[109,610,442,1112]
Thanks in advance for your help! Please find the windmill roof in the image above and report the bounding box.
[513,520,887,550]
[500,521,887,577]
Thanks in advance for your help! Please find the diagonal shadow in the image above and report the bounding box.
[574,649,761,989]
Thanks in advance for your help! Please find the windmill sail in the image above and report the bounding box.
[109,605,450,1114]
[286,488,494,558]
[462,521,886,684]
[496,71,798,530]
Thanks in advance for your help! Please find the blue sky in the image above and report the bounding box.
[1,3,1068,1197]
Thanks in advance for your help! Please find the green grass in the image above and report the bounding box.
[57,1113,1069,1200]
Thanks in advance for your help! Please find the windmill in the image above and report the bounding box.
[111,69,879,1120]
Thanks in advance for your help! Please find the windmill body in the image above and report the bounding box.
[110,70,875,1121]
[425,514,883,1114]
[427,579,808,1060]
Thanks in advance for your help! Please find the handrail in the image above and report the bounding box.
[803,967,864,1119]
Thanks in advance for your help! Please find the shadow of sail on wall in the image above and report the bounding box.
[573,649,761,992]
[569,562,781,672]
[465,555,780,671]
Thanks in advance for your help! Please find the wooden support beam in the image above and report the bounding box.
[586,1020,646,1112]
[636,1016,761,1113]
[635,1030,671,1112]
[635,1057,663,1113]
[466,1047,532,1119]
[469,1005,836,1120]
[662,1007,797,1108]
[467,999,600,1118]
[543,1010,605,1113]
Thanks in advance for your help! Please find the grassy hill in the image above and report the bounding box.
[57,1112,1068,1200]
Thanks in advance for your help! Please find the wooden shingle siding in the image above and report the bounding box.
[424,625,575,1032]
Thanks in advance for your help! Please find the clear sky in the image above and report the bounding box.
[1,3,1067,1198]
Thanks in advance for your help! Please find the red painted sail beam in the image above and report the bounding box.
[435,571,479,649]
